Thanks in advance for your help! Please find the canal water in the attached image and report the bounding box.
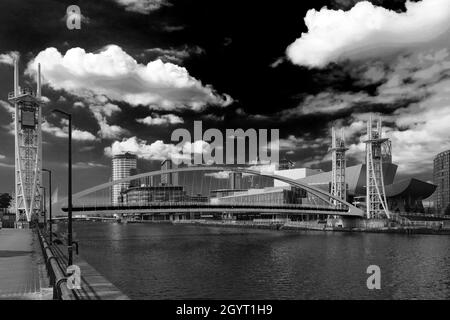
[73,222,450,299]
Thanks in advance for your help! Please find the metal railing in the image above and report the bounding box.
[8,87,35,99]
[66,201,348,213]
[37,229,77,300]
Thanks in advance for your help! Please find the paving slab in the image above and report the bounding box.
[0,228,52,300]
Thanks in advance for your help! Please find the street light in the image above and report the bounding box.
[41,186,46,226]
[42,168,52,244]
[52,109,73,266]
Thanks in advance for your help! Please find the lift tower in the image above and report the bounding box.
[8,58,43,222]
[330,127,348,208]
[363,115,390,219]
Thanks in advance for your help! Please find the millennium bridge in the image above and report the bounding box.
[58,165,364,218]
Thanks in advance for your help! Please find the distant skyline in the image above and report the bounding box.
[1,0,450,195]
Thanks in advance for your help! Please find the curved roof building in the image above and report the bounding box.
[293,163,436,213]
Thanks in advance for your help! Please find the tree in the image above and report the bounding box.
[0,193,12,211]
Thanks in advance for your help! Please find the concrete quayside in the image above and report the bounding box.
[0,226,128,300]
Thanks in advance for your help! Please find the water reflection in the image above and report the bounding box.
[73,222,450,300]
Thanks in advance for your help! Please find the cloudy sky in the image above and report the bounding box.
[0,0,449,195]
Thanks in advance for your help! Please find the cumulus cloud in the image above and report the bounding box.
[113,0,170,14]
[0,51,19,65]
[42,119,97,141]
[143,46,204,64]
[287,0,450,68]
[26,45,231,111]
[105,136,181,161]
[137,113,184,125]
[85,98,129,139]
[104,136,215,164]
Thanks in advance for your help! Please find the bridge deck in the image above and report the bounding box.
[66,202,349,214]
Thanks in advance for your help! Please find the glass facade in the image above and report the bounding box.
[217,187,306,205]
[123,186,186,204]
[433,150,450,214]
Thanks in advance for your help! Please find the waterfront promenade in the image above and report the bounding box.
[0,227,128,300]
[0,229,52,299]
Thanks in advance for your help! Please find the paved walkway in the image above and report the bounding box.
[0,228,52,299]
[51,242,129,300]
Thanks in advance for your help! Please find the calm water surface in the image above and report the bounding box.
[73,222,450,299]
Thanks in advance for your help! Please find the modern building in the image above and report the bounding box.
[273,168,322,187]
[161,159,178,186]
[229,172,242,189]
[112,152,137,205]
[216,187,305,205]
[210,189,248,199]
[216,163,436,215]
[122,186,185,204]
[297,163,436,214]
[121,185,208,205]
[433,150,450,215]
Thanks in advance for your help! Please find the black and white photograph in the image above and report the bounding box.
[0,0,449,309]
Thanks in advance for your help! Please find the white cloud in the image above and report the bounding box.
[105,136,182,161]
[0,100,14,114]
[42,119,97,141]
[144,46,204,64]
[247,162,277,175]
[89,101,128,139]
[205,171,231,179]
[0,154,5,160]
[72,129,98,141]
[0,51,19,66]
[113,0,169,14]
[26,45,232,111]
[104,136,213,164]
[0,162,14,168]
[73,162,107,169]
[287,0,450,68]
[137,113,184,125]
[74,95,128,140]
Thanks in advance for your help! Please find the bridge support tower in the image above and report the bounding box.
[330,127,348,208]
[363,115,391,219]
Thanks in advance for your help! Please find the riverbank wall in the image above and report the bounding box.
[170,218,450,235]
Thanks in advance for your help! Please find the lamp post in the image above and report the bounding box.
[42,168,52,244]
[41,186,46,226]
[52,109,73,266]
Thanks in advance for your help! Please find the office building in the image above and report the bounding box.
[112,152,137,205]
[433,150,450,215]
